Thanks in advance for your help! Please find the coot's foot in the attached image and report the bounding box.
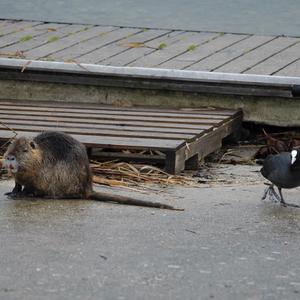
[276,187,300,208]
[280,200,300,208]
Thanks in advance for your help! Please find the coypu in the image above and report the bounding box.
[3,131,182,210]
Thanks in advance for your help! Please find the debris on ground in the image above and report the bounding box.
[193,163,261,186]
[255,129,300,158]
[0,157,8,180]
[91,160,262,191]
[91,160,198,193]
[207,127,300,165]
[206,145,261,165]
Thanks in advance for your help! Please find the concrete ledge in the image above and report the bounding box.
[0,58,300,98]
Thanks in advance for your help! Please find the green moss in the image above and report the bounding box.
[158,43,167,50]
[187,44,197,51]
[48,36,60,43]
[20,35,33,42]
[42,57,55,61]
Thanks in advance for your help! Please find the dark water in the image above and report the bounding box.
[0,0,300,36]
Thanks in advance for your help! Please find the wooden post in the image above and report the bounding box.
[86,147,92,158]
[185,153,199,170]
[165,149,186,175]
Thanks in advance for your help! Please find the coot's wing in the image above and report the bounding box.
[260,152,291,183]
[260,154,276,179]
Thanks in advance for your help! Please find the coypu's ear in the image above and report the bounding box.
[29,141,37,149]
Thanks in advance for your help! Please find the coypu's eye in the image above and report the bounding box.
[23,149,28,153]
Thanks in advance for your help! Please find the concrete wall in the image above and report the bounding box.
[0,79,298,127]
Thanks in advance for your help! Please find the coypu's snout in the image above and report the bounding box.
[3,154,19,173]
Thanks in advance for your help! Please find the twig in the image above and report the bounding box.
[0,122,18,150]
[21,60,32,72]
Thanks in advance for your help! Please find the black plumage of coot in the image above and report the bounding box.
[261,149,300,208]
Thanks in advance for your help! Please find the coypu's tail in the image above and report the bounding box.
[88,191,184,211]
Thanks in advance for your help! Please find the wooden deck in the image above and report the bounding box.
[0,100,242,174]
[0,19,300,76]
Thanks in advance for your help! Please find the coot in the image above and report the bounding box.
[261,149,300,207]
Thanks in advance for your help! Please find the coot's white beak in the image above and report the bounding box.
[291,150,297,165]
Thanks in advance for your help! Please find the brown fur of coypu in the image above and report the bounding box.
[3,131,182,210]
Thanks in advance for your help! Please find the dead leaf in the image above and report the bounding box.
[255,129,297,158]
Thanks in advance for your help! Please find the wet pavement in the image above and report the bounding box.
[1,165,300,300]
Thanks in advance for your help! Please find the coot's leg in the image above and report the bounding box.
[262,183,281,202]
[261,184,270,200]
[278,187,300,208]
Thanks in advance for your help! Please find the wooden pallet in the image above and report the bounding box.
[0,100,242,174]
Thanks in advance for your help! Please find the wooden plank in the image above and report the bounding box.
[245,42,300,75]
[165,150,185,174]
[1,118,205,134]
[216,36,300,73]
[184,35,275,72]
[120,28,171,43]
[47,26,122,61]
[0,20,42,36]
[161,33,248,70]
[24,24,109,59]
[99,29,172,66]
[0,104,230,119]
[274,59,300,77]
[2,123,197,140]
[0,24,83,53]
[0,114,213,130]
[91,151,165,164]
[0,100,238,116]
[0,22,57,49]
[0,109,228,124]
[71,28,143,63]
[129,31,219,68]
[113,31,186,66]
[0,129,184,150]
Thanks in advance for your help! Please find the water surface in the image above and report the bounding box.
[0,0,300,36]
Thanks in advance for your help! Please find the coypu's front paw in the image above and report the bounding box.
[5,191,24,199]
